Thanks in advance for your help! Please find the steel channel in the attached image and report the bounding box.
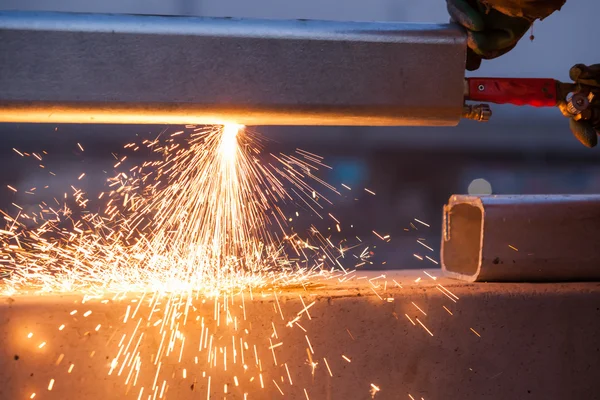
[441,194,600,282]
[0,11,467,126]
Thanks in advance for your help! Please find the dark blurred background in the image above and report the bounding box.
[1,0,599,269]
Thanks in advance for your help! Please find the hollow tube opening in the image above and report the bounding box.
[442,203,482,277]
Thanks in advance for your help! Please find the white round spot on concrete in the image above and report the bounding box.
[468,178,492,195]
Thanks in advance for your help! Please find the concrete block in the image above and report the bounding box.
[1,270,599,399]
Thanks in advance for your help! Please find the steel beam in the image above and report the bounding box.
[0,11,467,126]
[441,195,600,282]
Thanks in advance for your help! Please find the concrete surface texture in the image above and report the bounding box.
[1,270,599,400]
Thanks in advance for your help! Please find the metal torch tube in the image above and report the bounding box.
[441,194,600,282]
[0,11,467,126]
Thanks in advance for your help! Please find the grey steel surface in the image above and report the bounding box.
[441,194,600,282]
[0,11,467,126]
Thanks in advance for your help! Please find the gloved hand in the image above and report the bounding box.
[447,0,532,70]
[558,64,600,148]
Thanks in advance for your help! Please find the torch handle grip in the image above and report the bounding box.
[466,78,558,107]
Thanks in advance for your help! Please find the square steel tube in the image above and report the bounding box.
[441,195,600,282]
[0,11,467,126]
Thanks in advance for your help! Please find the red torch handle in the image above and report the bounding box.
[466,78,558,107]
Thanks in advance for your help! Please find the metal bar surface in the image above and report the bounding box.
[441,195,600,282]
[0,11,467,126]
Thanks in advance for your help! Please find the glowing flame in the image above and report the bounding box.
[219,123,242,161]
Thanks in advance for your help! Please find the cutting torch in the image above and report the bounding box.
[464,66,600,146]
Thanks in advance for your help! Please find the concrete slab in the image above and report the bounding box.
[1,269,599,400]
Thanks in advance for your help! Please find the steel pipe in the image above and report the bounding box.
[441,194,600,282]
[0,11,467,126]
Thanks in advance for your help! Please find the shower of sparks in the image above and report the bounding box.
[1,125,368,294]
[0,124,473,399]
[0,124,384,399]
